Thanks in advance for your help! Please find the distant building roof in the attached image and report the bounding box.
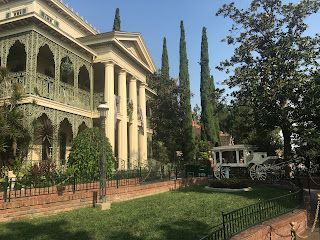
[193,121,201,136]
[220,133,234,146]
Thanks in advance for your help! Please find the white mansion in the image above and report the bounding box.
[0,0,157,169]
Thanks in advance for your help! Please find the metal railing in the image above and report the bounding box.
[200,189,303,240]
[0,167,182,202]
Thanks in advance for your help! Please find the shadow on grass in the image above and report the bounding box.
[173,184,291,201]
[0,220,92,240]
[107,219,210,240]
[157,219,210,240]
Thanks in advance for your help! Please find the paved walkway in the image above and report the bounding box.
[297,189,320,240]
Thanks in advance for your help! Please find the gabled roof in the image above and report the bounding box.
[78,31,157,73]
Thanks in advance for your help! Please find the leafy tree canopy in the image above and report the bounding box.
[217,0,320,159]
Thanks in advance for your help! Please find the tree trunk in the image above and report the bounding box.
[282,127,292,160]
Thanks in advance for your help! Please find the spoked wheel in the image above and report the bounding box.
[249,164,267,180]
[214,166,226,180]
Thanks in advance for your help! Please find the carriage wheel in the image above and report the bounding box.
[214,166,226,180]
[249,164,267,180]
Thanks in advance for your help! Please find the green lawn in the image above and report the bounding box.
[0,185,289,240]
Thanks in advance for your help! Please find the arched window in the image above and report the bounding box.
[78,65,90,91]
[7,41,26,72]
[37,45,55,78]
[60,56,74,85]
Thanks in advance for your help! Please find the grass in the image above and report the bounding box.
[0,185,290,240]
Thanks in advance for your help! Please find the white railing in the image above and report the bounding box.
[36,73,55,100]
[0,72,26,98]
[78,88,91,110]
[59,81,74,105]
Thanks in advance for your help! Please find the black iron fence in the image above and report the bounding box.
[200,189,304,240]
[0,167,181,202]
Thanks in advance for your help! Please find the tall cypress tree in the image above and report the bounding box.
[112,8,120,31]
[179,21,195,162]
[161,37,169,80]
[148,37,180,162]
[200,27,220,146]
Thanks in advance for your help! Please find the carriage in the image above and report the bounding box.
[211,145,280,180]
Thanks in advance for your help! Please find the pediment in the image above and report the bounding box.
[114,32,156,73]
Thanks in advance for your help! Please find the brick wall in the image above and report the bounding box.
[228,190,310,240]
[0,177,209,222]
[230,209,308,240]
[301,176,320,190]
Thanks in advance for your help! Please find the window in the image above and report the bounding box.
[12,8,27,17]
[5,12,11,19]
[54,20,59,28]
[39,9,56,25]
[40,10,45,17]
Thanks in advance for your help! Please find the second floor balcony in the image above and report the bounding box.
[0,71,103,111]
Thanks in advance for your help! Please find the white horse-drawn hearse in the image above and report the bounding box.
[212,145,280,180]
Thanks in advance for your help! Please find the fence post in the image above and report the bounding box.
[290,222,296,240]
[222,211,226,240]
[258,199,263,222]
[8,177,12,202]
[318,194,320,233]
[175,167,178,180]
[116,173,119,188]
[73,173,76,194]
[3,176,8,202]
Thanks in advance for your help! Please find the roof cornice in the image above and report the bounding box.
[42,0,99,35]
[79,31,157,73]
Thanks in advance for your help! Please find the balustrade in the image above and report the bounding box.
[0,72,26,98]
[1,71,98,111]
[93,92,104,110]
[36,73,55,100]
[77,88,91,110]
[59,81,74,105]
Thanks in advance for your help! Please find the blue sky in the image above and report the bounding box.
[64,0,320,109]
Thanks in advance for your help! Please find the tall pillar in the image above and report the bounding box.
[138,82,147,166]
[118,69,127,169]
[236,150,239,164]
[129,77,138,168]
[104,61,115,152]
[90,64,94,111]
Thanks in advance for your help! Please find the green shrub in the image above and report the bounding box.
[68,127,113,179]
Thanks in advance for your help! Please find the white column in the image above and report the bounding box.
[129,77,138,168]
[104,61,115,152]
[118,69,127,169]
[138,82,147,166]
[236,150,239,164]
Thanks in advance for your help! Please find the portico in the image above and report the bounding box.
[80,31,157,169]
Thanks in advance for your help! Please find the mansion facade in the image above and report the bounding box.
[0,0,156,169]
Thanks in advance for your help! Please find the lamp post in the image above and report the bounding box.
[97,101,109,203]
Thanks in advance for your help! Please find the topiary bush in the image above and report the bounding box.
[68,127,113,179]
